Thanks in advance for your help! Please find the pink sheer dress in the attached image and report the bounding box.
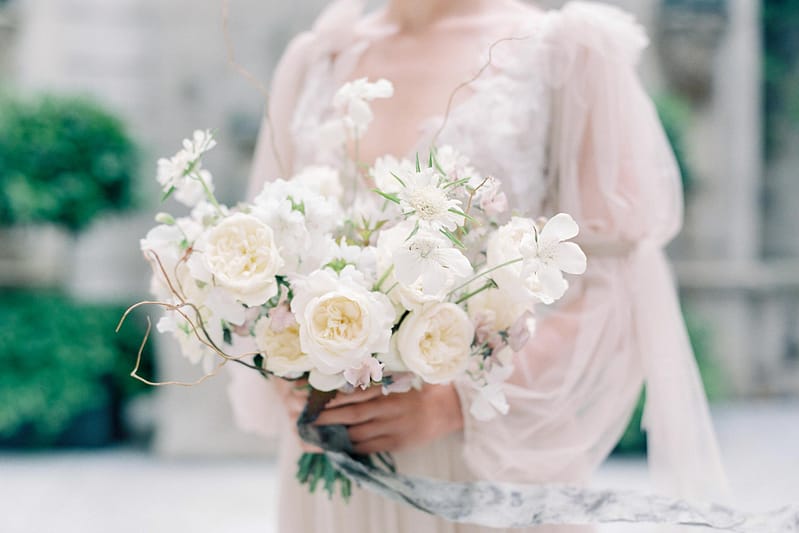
[228,1,729,532]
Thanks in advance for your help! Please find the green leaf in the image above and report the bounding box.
[253,354,264,369]
[372,189,401,204]
[448,207,475,222]
[443,177,470,190]
[161,186,176,202]
[415,153,421,173]
[440,228,466,249]
[390,171,406,188]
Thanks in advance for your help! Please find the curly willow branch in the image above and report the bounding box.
[431,33,536,146]
[115,250,269,387]
[221,0,286,177]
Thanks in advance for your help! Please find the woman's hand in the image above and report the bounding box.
[273,378,323,453]
[313,384,464,454]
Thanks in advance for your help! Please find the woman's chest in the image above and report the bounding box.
[290,27,554,214]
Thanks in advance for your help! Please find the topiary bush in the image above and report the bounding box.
[0,94,139,232]
[0,290,154,447]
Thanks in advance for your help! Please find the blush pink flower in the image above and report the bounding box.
[343,357,384,390]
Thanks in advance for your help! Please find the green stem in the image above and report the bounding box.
[373,264,395,292]
[447,257,524,297]
[455,280,497,305]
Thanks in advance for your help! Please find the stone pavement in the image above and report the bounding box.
[1,401,796,533]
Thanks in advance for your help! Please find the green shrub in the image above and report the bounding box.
[0,290,153,445]
[655,94,695,195]
[0,95,138,231]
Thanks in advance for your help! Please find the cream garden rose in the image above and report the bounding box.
[194,213,284,307]
[396,302,475,384]
[291,268,395,384]
[253,314,311,378]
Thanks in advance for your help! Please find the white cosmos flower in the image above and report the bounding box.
[395,302,475,384]
[393,229,472,296]
[519,213,587,304]
[290,268,396,382]
[192,213,284,307]
[397,168,465,231]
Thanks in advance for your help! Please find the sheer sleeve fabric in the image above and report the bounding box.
[227,31,318,439]
[455,1,729,503]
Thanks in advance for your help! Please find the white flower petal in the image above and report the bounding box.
[309,369,347,392]
[555,242,588,275]
[541,213,579,241]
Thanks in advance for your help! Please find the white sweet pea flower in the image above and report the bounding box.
[393,229,472,296]
[519,213,587,304]
[434,145,477,182]
[395,302,475,384]
[486,214,586,305]
[157,315,217,373]
[193,213,284,307]
[156,129,217,207]
[343,357,383,390]
[291,268,396,380]
[370,155,415,194]
[292,165,343,201]
[397,167,465,232]
[333,77,394,136]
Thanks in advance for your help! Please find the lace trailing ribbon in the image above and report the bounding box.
[297,418,797,532]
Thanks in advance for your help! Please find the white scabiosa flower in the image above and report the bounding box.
[397,168,465,232]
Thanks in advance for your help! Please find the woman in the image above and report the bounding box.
[229,0,729,531]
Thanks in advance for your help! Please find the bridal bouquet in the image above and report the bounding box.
[131,78,586,500]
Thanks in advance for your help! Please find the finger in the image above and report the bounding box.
[352,435,397,454]
[347,419,395,443]
[313,401,381,426]
[326,386,384,408]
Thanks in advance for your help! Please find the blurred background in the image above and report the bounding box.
[0,0,797,531]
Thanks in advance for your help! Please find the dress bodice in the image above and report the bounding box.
[289,10,553,216]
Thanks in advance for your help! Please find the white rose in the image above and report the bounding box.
[396,302,475,384]
[196,213,284,307]
[291,269,396,377]
[253,315,311,378]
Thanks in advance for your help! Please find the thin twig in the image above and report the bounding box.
[221,0,286,177]
[431,34,535,146]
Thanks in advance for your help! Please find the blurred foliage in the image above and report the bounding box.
[0,94,139,232]
[655,94,694,195]
[614,310,724,455]
[0,290,153,446]
[763,0,799,157]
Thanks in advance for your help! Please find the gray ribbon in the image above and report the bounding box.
[297,395,797,532]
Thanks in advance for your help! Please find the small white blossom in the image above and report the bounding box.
[520,213,587,304]
[393,230,472,296]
